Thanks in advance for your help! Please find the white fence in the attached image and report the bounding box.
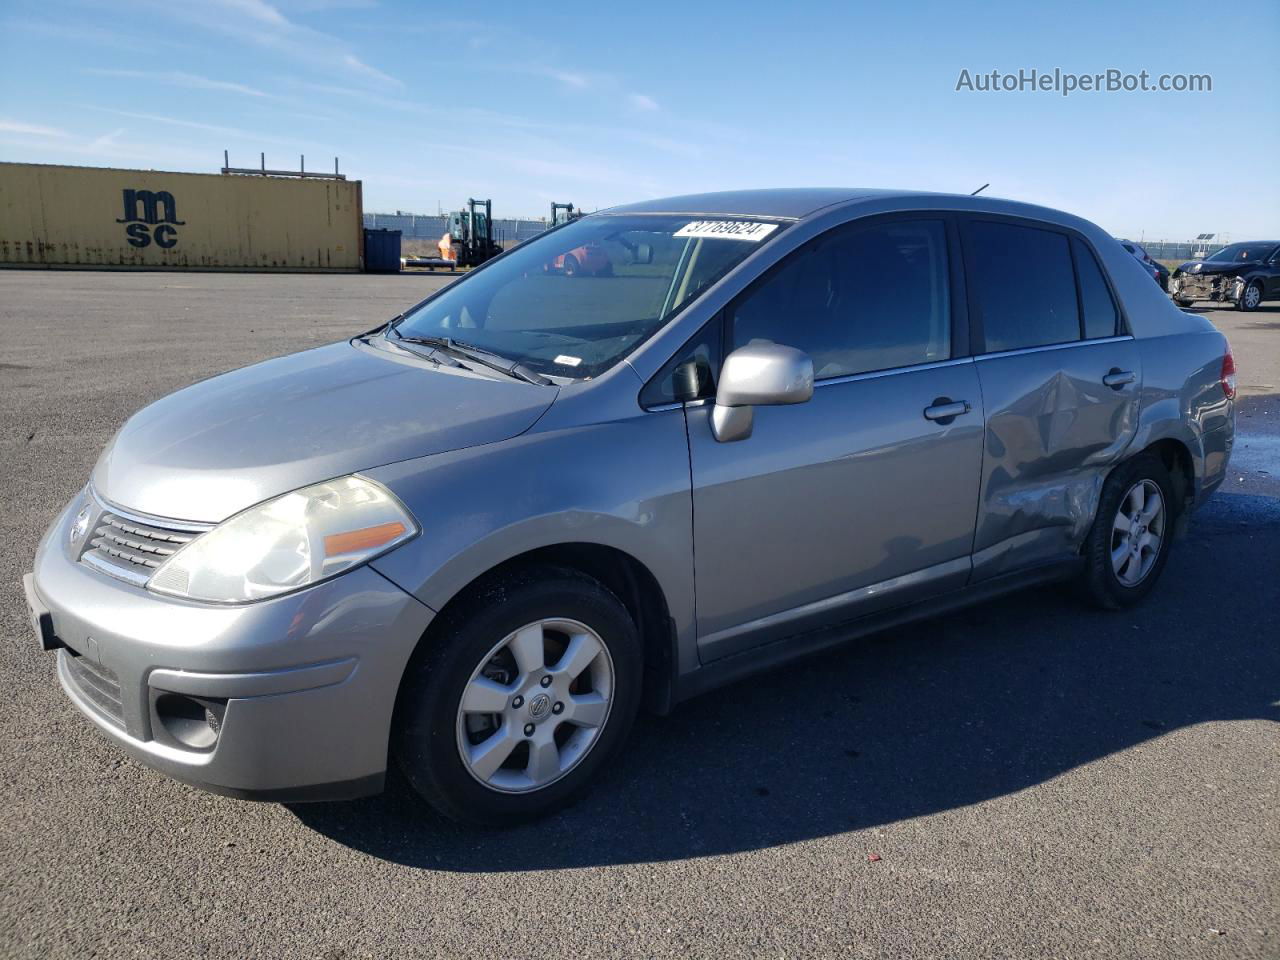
[1129,240,1229,261]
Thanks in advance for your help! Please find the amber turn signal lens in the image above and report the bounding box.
[324,521,408,557]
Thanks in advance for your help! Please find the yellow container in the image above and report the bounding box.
[0,162,363,271]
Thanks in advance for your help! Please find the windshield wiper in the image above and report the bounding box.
[392,332,550,385]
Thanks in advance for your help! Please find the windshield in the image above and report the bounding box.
[392,214,785,379]
[1205,243,1270,263]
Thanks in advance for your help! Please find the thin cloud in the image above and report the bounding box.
[85,108,255,139]
[628,93,659,112]
[83,107,333,151]
[88,128,126,152]
[281,0,379,9]
[514,65,595,89]
[0,134,208,169]
[550,69,590,89]
[2,18,158,52]
[140,0,403,88]
[0,120,69,138]
[341,54,401,88]
[214,0,290,26]
[82,68,270,98]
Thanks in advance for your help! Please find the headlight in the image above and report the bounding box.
[148,475,417,603]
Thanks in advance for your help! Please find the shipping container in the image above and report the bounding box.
[363,228,402,272]
[0,162,363,271]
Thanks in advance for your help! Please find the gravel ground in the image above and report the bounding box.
[0,270,1276,959]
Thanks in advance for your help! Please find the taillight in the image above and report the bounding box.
[1220,348,1236,400]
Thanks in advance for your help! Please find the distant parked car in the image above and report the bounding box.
[547,243,612,277]
[1117,239,1169,291]
[26,189,1236,825]
[1170,241,1280,311]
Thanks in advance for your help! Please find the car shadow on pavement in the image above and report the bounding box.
[1185,303,1279,315]
[290,490,1280,872]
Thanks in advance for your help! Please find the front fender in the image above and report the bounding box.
[365,409,696,670]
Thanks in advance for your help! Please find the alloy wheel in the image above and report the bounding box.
[455,618,614,794]
[1110,479,1166,587]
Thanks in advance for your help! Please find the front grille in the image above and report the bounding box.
[62,649,125,727]
[81,510,205,586]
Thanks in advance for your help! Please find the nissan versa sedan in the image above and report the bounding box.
[24,189,1235,825]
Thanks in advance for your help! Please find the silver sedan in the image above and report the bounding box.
[25,189,1234,824]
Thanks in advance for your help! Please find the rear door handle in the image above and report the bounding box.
[923,399,971,423]
[1103,369,1136,388]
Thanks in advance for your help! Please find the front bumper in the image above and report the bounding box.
[27,495,435,801]
[1170,273,1243,303]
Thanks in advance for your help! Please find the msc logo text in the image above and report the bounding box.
[116,189,185,249]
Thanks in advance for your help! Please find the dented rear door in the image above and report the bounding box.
[961,217,1142,580]
[971,339,1141,578]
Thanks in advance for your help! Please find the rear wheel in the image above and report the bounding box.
[562,253,580,277]
[1174,296,1195,308]
[393,566,641,825]
[1079,454,1176,609]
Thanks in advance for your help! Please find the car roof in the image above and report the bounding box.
[602,188,934,220]
[599,188,1093,225]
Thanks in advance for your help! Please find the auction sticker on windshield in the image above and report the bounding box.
[673,221,779,242]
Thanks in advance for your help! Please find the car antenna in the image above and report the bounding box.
[970,183,990,196]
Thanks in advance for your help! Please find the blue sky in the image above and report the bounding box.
[2,0,1277,238]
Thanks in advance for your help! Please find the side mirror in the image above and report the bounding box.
[711,344,814,442]
[632,242,654,265]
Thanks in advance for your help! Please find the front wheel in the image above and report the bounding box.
[1078,454,1176,609]
[1238,280,1262,312]
[393,567,642,825]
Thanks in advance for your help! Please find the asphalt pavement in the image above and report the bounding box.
[0,270,1276,959]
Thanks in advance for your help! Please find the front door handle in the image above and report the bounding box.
[1103,369,1136,389]
[923,398,971,423]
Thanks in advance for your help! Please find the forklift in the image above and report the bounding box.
[439,198,503,268]
[550,202,580,227]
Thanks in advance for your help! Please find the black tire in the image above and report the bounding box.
[1174,296,1195,308]
[562,253,579,277]
[393,566,642,826]
[1237,280,1262,312]
[1078,454,1176,610]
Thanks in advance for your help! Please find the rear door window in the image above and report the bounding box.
[968,221,1080,352]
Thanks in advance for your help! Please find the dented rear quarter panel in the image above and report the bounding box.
[1129,328,1234,502]
[970,319,1231,581]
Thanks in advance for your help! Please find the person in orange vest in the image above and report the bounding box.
[438,232,457,263]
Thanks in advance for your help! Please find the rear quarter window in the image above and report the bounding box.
[1072,238,1119,339]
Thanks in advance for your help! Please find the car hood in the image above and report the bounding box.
[1176,259,1249,276]
[93,339,557,522]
